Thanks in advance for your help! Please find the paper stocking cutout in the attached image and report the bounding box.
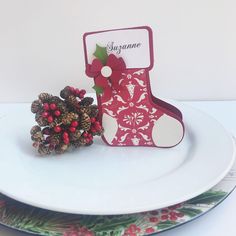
[83,26,184,147]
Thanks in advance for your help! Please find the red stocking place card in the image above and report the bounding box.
[83,26,184,147]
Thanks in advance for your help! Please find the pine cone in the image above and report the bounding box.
[66,95,79,108]
[80,113,91,131]
[35,113,48,126]
[89,105,99,117]
[60,86,71,99]
[50,96,61,103]
[38,93,53,102]
[31,86,103,155]
[49,134,61,146]
[79,107,91,115]
[78,137,87,146]
[30,125,41,135]
[31,127,43,142]
[79,97,94,106]
[31,134,42,142]
[56,101,67,113]
[61,112,78,125]
[71,141,81,148]
[70,130,81,141]
[31,100,42,113]
[38,144,51,155]
[55,144,68,154]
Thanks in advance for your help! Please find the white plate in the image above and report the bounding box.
[0,100,235,215]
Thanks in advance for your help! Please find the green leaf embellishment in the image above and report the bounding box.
[93,44,108,65]
[186,191,227,205]
[92,85,104,95]
[157,221,178,230]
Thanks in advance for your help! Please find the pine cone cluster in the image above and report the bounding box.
[30,86,103,155]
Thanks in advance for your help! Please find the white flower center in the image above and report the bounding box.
[101,66,112,78]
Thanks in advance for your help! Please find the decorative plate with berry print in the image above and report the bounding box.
[0,99,235,215]
[0,158,235,236]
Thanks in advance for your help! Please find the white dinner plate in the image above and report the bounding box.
[0,100,235,215]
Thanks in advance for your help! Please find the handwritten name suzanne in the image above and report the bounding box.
[107,42,141,55]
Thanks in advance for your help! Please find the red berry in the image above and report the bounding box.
[95,125,102,131]
[129,224,138,232]
[90,117,96,123]
[161,215,169,221]
[71,121,78,127]
[78,89,86,98]
[43,103,49,111]
[54,110,61,117]
[149,217,159,223]
[63,132,69,139]
[91,128,96,133]
[64,138,70,145]
[49,103,57,110]
[42,111,49,118]
[83,132,88,137]
[145,227,155,234]
[75,88,80,95]
[94,121,100,126]
[80,89,86,95]
[69,127,76,133]
[169,211,177,217]
[170,215,177,221]
[54,126,61,133]
[85,138,90,143]
[47,116,53,123]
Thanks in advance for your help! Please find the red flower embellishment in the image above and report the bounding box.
[86,46,128,101]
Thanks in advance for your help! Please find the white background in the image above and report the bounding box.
[0,0,235,102]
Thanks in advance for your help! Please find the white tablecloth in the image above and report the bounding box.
[0,101,236,236]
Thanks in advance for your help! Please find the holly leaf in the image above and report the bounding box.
[92,85,104,95]
[93,44,108,65]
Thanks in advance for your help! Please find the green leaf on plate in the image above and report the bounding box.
[186,191,227,205]
[92,85,104,95]
[177,208,202,217]
[157,220,178,230]
[93,44,108,65]
[92,216,136,232]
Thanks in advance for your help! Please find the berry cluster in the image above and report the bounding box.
[145,203,184,225]
[123,224,141,236]
[30,86,103,155]
[42,102,61,123]
[63,226,94,236]
[65,87,86,99]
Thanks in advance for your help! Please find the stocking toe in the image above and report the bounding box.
[152,114,184,147]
